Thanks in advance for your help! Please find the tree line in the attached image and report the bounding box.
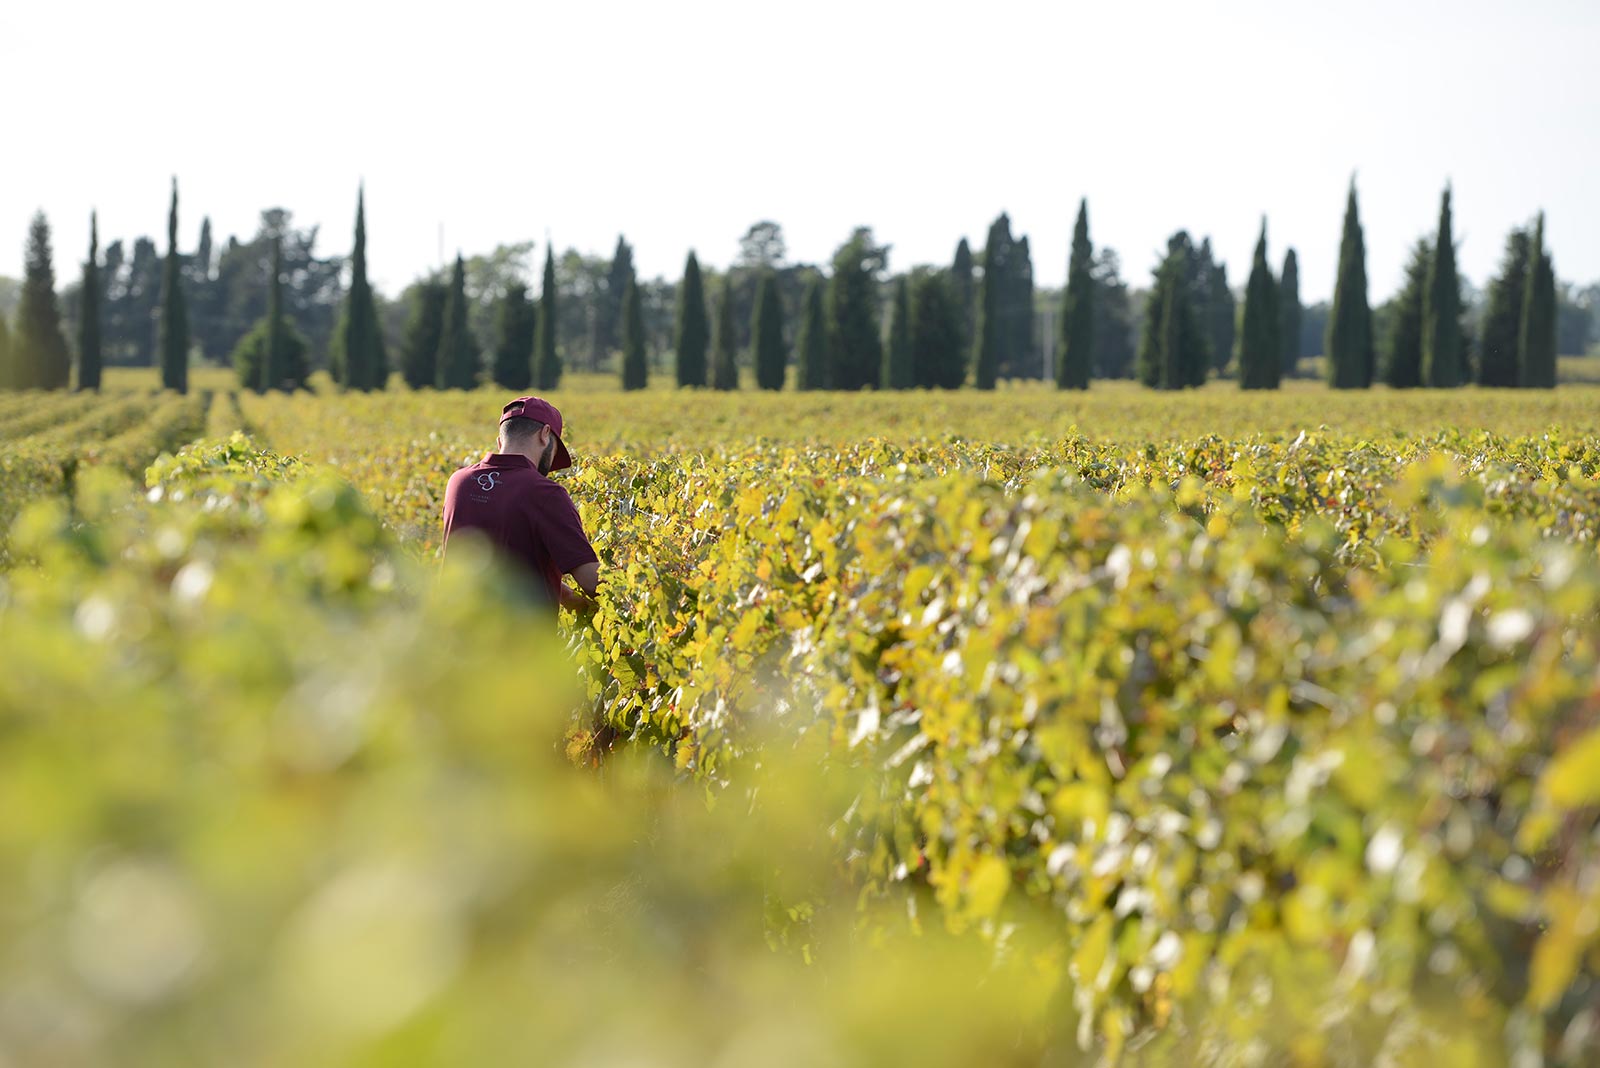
[1,180,1592,395]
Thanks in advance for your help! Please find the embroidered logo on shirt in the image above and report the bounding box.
[476,472,501,492]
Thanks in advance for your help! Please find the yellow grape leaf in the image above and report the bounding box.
[1540,726,1600,809]
[965,854,1011,920]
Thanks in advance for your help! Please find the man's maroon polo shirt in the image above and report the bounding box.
[442,454,597,606]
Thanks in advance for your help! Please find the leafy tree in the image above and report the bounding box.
[882,275,913,390]
[752,271,786,390]
[711,281,739,391]
[332,187,385,391]
[1058,198,1093,390]
[159,179,190,393]
[1382,239,1431,389]
[534,246,562,391]
[910,270,964,389]
[79,212,103,392]
[15,211,71,390]
[491,283,535,391]
[436,255,478,390]
[0,316,11,390]
[795,275,828,391]
[1519,213,1557,389]
[1237,220,1280,390]
[950,238,975,353]
[1090,249,1134,379]
[400,278,447,390]
[1279,249,1301,377]
[463,242,535,353]
[1326,179,1374,389]
[736,221,787,271]
[264,236,286,390]
[621,273,648,391]
[825,228,886,391]
[1422,186,1464,388]
[675,251,709,387]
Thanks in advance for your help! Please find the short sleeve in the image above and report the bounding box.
[535,485,598,573]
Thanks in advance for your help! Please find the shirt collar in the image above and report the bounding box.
[484,453,535,469]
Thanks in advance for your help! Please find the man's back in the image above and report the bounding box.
[443,453,596,607]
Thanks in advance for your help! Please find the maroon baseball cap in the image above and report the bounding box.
[499,396,572,471]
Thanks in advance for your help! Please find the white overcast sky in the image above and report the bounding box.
[2,0,1596,303]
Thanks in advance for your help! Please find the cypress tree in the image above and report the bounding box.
[909,270,965,389]
[1010,234,1035,378]
[973,220,1005,390]
[710,281,739,391]
[491,283,535,390]
[264,236,285,392]
[882,274,913,390]
[1382,239,1432,389]
[1478,227,1531,387]
[337,186,385,391]
[1202,244,1235,376]
[1422,186,1464,387]
[592,235,633,370]
[79,212,103,392]
[795,275,828,391]
[1237,219,1281,390]
[825,229,883,391]
[194,216,213,282]
[534,245,562,390]
[158,178,189,394]
[620,273,648,391]
[1158,263,1184,393]
[400,279,447,390]
[1279,248,1301,377]
[951,238,976,353]
[436,254,477,390]
[1137,246,1206,390]
[1519,213,1557,389]
[1326,179,1374,389]
[16,211,71,391]
[752,271,786,390]
[675,251,710,387]
[1057,198,1093,389]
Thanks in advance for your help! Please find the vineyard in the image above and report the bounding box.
[2,375,1599,1066]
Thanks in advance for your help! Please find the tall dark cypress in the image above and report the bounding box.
[15,212,71,390]
[534,245,562,390]
[675,251,710,387]
[752,271,786,390]
[1382,239,1432,389]
[951,239,976,354]
[882,275,913,390]
[491,283,535,391]
[338,186,383,391]
[825,230,883,391]
[194,217,213,282]
[710,281,739,391]
[909,271,965,389]
[264,236,285,392]
[1236,220,1280,390]
[1519,213,1557,389]
[159,177,189,394]
[1010,235,1035,378]
[1201,243,1234,376]
[1422,186,1464,388]
[620,273,648,391]
[1057,198,1093,389]
[1326,179,1374,389]
[79,212,103,391]
[795,275,828,391]
[436,254,477,390]
[1137,244,1205,390]
[1478,227,1531,387]
[400,278,447,390]
[592,235,633,370]
[1279,249,1301,377]
[972,219,1006,390]
[1157,263,1185,393]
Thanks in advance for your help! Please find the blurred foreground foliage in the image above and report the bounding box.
[0,416,1597,1064]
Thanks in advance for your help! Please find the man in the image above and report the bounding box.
[442,397,599,612]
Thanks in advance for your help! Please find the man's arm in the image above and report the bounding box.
[567,561,599,599]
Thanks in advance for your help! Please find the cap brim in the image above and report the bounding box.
[551,436,572,471]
